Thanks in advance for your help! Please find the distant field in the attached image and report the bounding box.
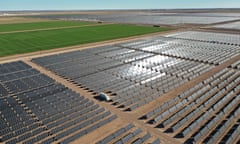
[0,21,95,33]
[0,24,170,57]
[0,17,49,24]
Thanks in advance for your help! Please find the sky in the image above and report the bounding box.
[0,0,240,11]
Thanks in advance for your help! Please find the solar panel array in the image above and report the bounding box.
[34,13,240,25]
[119,37,239,65]
[97,15,240,25]
[167,31,240,46]
[231,60,240,70]
[0,61,117,144]
[33,41,215,111]
[32,30,240,143]
[3,30,238,143]
[96,123,161,144]
[141,68,240,144]
[213,21,240,30]
[0,61,53,96]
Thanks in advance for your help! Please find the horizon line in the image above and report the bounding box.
[1,8,240,12]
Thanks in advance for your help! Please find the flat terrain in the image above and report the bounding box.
[0,21,170,57]
[0,16,50,24]
[32,12,240,25]
[213,21,240,30]
[0,20,94,32]
[0,11,239,144]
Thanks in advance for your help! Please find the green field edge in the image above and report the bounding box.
[0,24,172,57]
[0,20,97,33]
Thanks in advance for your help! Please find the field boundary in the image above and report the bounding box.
[0,29,178,64]
[0,23,113,34]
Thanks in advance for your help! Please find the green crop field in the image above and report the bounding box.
[0,23,171,57]
[0,21,95,33]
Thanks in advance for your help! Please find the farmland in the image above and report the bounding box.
[0,22,170,57]
[0,20,95,33]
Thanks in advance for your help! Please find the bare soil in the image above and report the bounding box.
[0,17,52,24]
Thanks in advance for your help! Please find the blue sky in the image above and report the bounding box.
[0,0,240,11]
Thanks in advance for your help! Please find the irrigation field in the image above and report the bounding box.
[0,20,94,33]
[0,20,170,57]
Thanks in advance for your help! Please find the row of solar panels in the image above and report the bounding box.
[33,44,215,111]
[119,36,240,65]
[167,31,240,46]
[33,13,240,25]
[96,123,161,144]
[0,62,55,97]
[31,30,240,144]
[230,60,240,69]
[0,61,118,144]
[141,68,240,144]
[213,21,240,30]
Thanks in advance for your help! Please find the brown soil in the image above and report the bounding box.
[0,17,52,24]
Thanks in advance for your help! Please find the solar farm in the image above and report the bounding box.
[33,12,240,25]
[213,21,240,30]
[0,10,240,144]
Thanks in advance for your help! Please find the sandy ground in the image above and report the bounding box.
[0,17,53,24]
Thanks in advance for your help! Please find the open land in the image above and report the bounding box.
[0,20,94,32]
[0,9,240,144]
[0,16,52,24]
